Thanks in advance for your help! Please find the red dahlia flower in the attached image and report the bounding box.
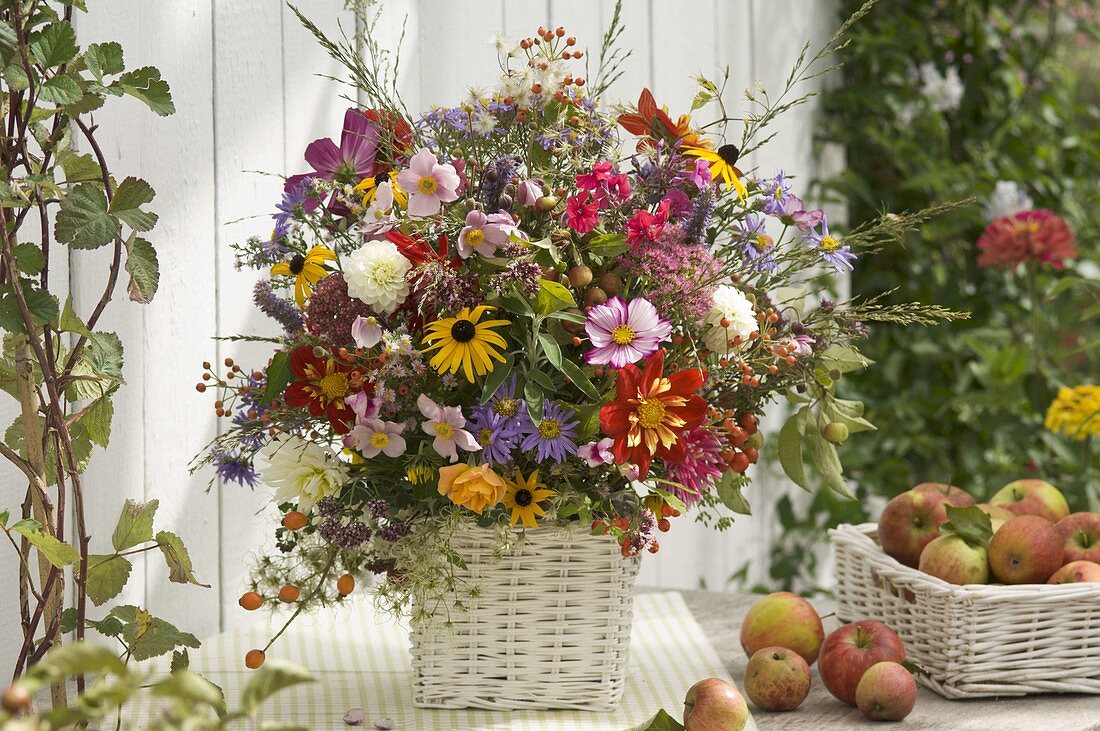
[599,349,707,478]
[977,209,1077,270]
[283,345,367,434]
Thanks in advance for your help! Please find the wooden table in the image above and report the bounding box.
[679,589,1100,730]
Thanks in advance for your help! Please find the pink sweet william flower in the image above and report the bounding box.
[584,296,671,368]
[417,394,479,462]
[626,198,671,247]
[397,148,460,217]
[565,191,600,233]
[457,209,525,258]
[977,209,1077,270]
[578,438,615,467]
[348,419,407,458]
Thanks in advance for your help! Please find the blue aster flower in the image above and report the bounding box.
[735,214,778,272]
[520,400,579,464]
[803,215,857,272]
[467,406,521,466]
[760,170,794,216]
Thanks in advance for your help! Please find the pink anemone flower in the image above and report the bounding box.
[397,149,460,217]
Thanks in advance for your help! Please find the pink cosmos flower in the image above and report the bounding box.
[584,296,671,368]
[516,178,542,207]
[578,438,615,467]
[565,191,600,233]
[457,210,525,259]
[977,209,1077,270]
[626,198,671,247]
[417,394,479,462]
[349,418,407,458]
[397,148,460,217]
[351,315,382,348]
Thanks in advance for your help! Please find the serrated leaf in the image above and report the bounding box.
[170,648,190,672]
[125,237,159,303]
[84,41,124,79]
[85,331,124,381]
[12,243,45,275]
[31,22,78,67]
[109,605,200,661]
[86,554,132,606]
[943,505,994,547]
[55,182,119,249]
[239,661,313,715]
[58,148,103,183]
[38,74,83,105]
[3,64,29,91]
[626,708,685,731]
[778,407,810,490]
[57,295,91,336]
[261,350,291,405]
[534,278,576,315]
[115,66,174,116]
[155,530,208,586]
[81,396,113,447]
[0,21,15,59]
[0,281,60,333]
[112,498,158,551]
[60,607,78,633]
[109,177,157,231]
[11,519,81,568]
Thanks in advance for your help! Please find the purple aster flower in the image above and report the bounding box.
[467,406,521,466]
[735,214,778,272]
[584,296,671,369]
[760,170,794,216]
[803,216,857,272]
[273,176,314,234]
[520,400,579,464]
[214,449,256,488]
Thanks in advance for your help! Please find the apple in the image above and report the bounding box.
[975,503,1016,522]
[739,592,824,665]
[912,482,975,507]
[683,677,749,731]
[1056,513,1100,564]
[855,661,917,721]
[989,479,1070,523]
[988,515,1063,584]
[1048,560,1100,584]
[818,620,907,706]
[917,534,990,585]
[743,646,811,712]
[876,490,952,568]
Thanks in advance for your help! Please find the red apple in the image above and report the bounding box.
[683,677,749,731]
[876,490,952,567]
[917,534,990,585]
[975,503,1016,522]
[739,592,824,665]
[912,482,975,507]
[1056,513,1100,564]
[743,646,811,712]
[988,515,1063,584]
[989,479,1070,523]
[855,661,917,721]
[1048,560,1100,584]
[818,620,907,706]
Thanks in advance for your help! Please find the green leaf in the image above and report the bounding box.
[85,331,124,381]
[31,22,78,67]
[108,605,201,661]
[0,21,16,60]
[115,66,175,116]
[524,380,544,422]
[86,554,132,606]
[3,63,29,91]
[84,41,124,80]
[38,641,128,677]
[587,232,631,258]
[806,430,852,498]
[58,148,103,183]
[537,332,563,369]
[261,350,292,405]
[11,519,81,568]
[38,74,83,105]
[60,607,78,633]
[715,470,752,515]
[546,309,586,324]
[81,396,113,447]
[824,397,877,434]
[480,353,514,404]
[820,344,873,374]
[534,279,576,315]
[943,505,994,548]
[55,182,119,249]
[0,281,60,333]
[125,237,160,303]
[170,648,190,672]
[528,368,555,391]
[12,243,45,275]
[155,530,209,586]
[626,708,685,731]
[778,407,810,490]
[151,670,226,715]
[57,295,91,336]
[112,498,158,551]
[109,177,158,231]
[557,357,601,401]
[238,661,313,715]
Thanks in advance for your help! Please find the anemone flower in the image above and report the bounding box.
[418,394,479,462]
[584,296,671,369]
[397,148,460,217]
[350,419,406,458]
[457,209,524,258]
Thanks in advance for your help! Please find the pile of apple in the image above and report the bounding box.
[878,479,1100,586]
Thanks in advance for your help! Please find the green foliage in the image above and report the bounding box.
[942,505,994,547]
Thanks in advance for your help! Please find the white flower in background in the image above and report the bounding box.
[488,33,516,57]
[918,63,965,112]
[896,102,919,127]
[471,110,498,136]
[257,436,347,512]
[983,181,1034,222]
[702,284,758,354]
[344,240,411,314]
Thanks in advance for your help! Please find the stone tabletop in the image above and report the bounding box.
[677,589,1100,731]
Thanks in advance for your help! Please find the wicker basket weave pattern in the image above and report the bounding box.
[831,523,1100,698]
[408,524,641,710]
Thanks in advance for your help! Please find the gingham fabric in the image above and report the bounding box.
[129,591,750,730]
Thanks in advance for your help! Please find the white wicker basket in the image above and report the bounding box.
[831,522,1100,698]
[408,523,641,710]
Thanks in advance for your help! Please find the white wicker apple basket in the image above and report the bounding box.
[408,523,641,711]
[831,523,1100,699]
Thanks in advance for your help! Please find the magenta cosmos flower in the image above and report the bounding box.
[977,209,1077,270]
[397,148,460,217]
[584,296,671,368]
[457,210,525,258]
[285,108,379,194]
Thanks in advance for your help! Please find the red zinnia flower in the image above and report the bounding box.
[283,345,366,434]
[599,349,708,478]
[977,209,1077,270]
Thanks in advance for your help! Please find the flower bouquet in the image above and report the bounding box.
[195,3,954,711]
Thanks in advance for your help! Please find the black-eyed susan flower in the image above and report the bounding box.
[271,245,336,307]
[502,469,556,529]
[421,305,510,382]
[683,144,747,200]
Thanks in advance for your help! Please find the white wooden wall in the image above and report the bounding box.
[1,0,836,675]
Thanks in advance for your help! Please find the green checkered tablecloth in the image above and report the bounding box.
[130,591,754,730]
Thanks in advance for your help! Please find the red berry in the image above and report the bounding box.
[239,591,263,611]
[658,518,671,532]
[245,649,266,669]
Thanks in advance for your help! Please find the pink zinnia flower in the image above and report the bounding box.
[626,198,671,247]
[584,296,671,369]
[397,148,460,217]
[565,191,600,233]
[664,428,726,507]
[348,419,406,458]
[417,394,479,462]
[457,209,525,258]
[977,209,1077,270]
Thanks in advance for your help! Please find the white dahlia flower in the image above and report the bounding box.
[256,435,347,512]
[702,284,758,354]
[344,240,411,314]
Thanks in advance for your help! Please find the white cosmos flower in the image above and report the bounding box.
[702,284,758,355]
[344,240,412,314]
[256,436,347,512]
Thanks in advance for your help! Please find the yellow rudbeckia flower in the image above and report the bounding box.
[683,144,747,200]
[421,305,510,383]
[271,245,336,308]
[503,469,556,529]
